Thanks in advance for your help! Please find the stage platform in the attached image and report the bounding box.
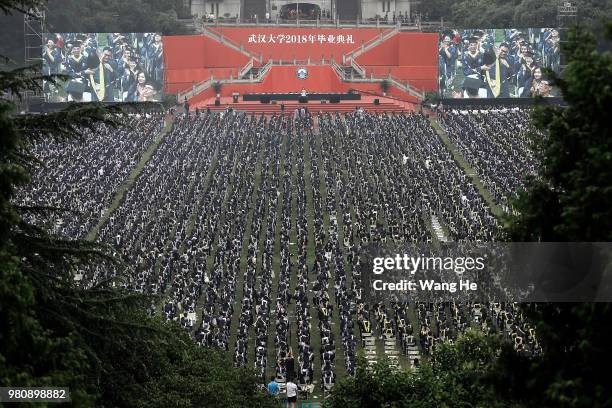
[242,93,361,102]
[193,95,415,114]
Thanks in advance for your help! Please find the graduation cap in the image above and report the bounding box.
[483,49,497,65]
[66,40,82,49]
[66,78,86,96]
[463,77,484,92]
[467,36,479,44]
[86,51,100,69]
[441,30,454,40]
[474,30,485,37]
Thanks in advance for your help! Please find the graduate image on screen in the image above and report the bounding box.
[42,32,164,103]
[438,28,561,99]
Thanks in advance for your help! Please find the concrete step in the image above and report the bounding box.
[199,105,405,114]
[193,97,412,114]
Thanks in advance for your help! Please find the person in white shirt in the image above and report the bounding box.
[286,380,297,408]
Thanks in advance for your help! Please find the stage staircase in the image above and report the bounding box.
[330,60,423,101]
[202,26,263,63]
[246,65,262,78]
[178,24,424,107]
[177,60,273,101]
[342,26,400,64]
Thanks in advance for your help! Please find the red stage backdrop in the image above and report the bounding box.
[164,28,438,95]
[164,35,250,94]
[207,27,384,61]
[185,66,423,107]
[355,32,439,91]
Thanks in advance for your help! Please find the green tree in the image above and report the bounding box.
[451,0,517,28]
[505,23,612,408]
[507,26,612,242]
[0,1,278,406]
[416,0,612,28]
[413,0,454,22]
[512,0,557,27]
[45,0,191,34]
[325,332,524,408]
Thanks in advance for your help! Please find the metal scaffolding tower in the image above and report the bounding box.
[557,0,578,28]
[23,8,46,111]
[557,1,577,69]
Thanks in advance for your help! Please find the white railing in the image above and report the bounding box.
[238,58,254,78]
[387,76,424,100]
[202,26,262,63]
[178,59,274,102]
[350,58,366,78]
[332,69,424,101]
[330,60,346,78]
[178,77,214,102]
[257,60,273,78]
[343,27,399,63]
[202,19,432,29]
[264,59,334,66]
[178,58,423,103]
[331,57,422,100]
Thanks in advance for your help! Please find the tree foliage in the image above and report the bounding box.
[45,0,191,35]
[328,21,612,408]
[414,0,612,28]
[0,0,278,405]
[503,23,612,408]
[506,25,612,242]
[325,331,524,408]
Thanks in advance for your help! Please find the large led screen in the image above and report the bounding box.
[438,28,561,99]
[42,33,164,103]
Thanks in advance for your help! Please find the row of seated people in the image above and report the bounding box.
[16,115,163,239]
[438,107,539,212]
[22,109,543,386]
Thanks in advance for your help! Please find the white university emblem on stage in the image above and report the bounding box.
[296,67,308,80]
